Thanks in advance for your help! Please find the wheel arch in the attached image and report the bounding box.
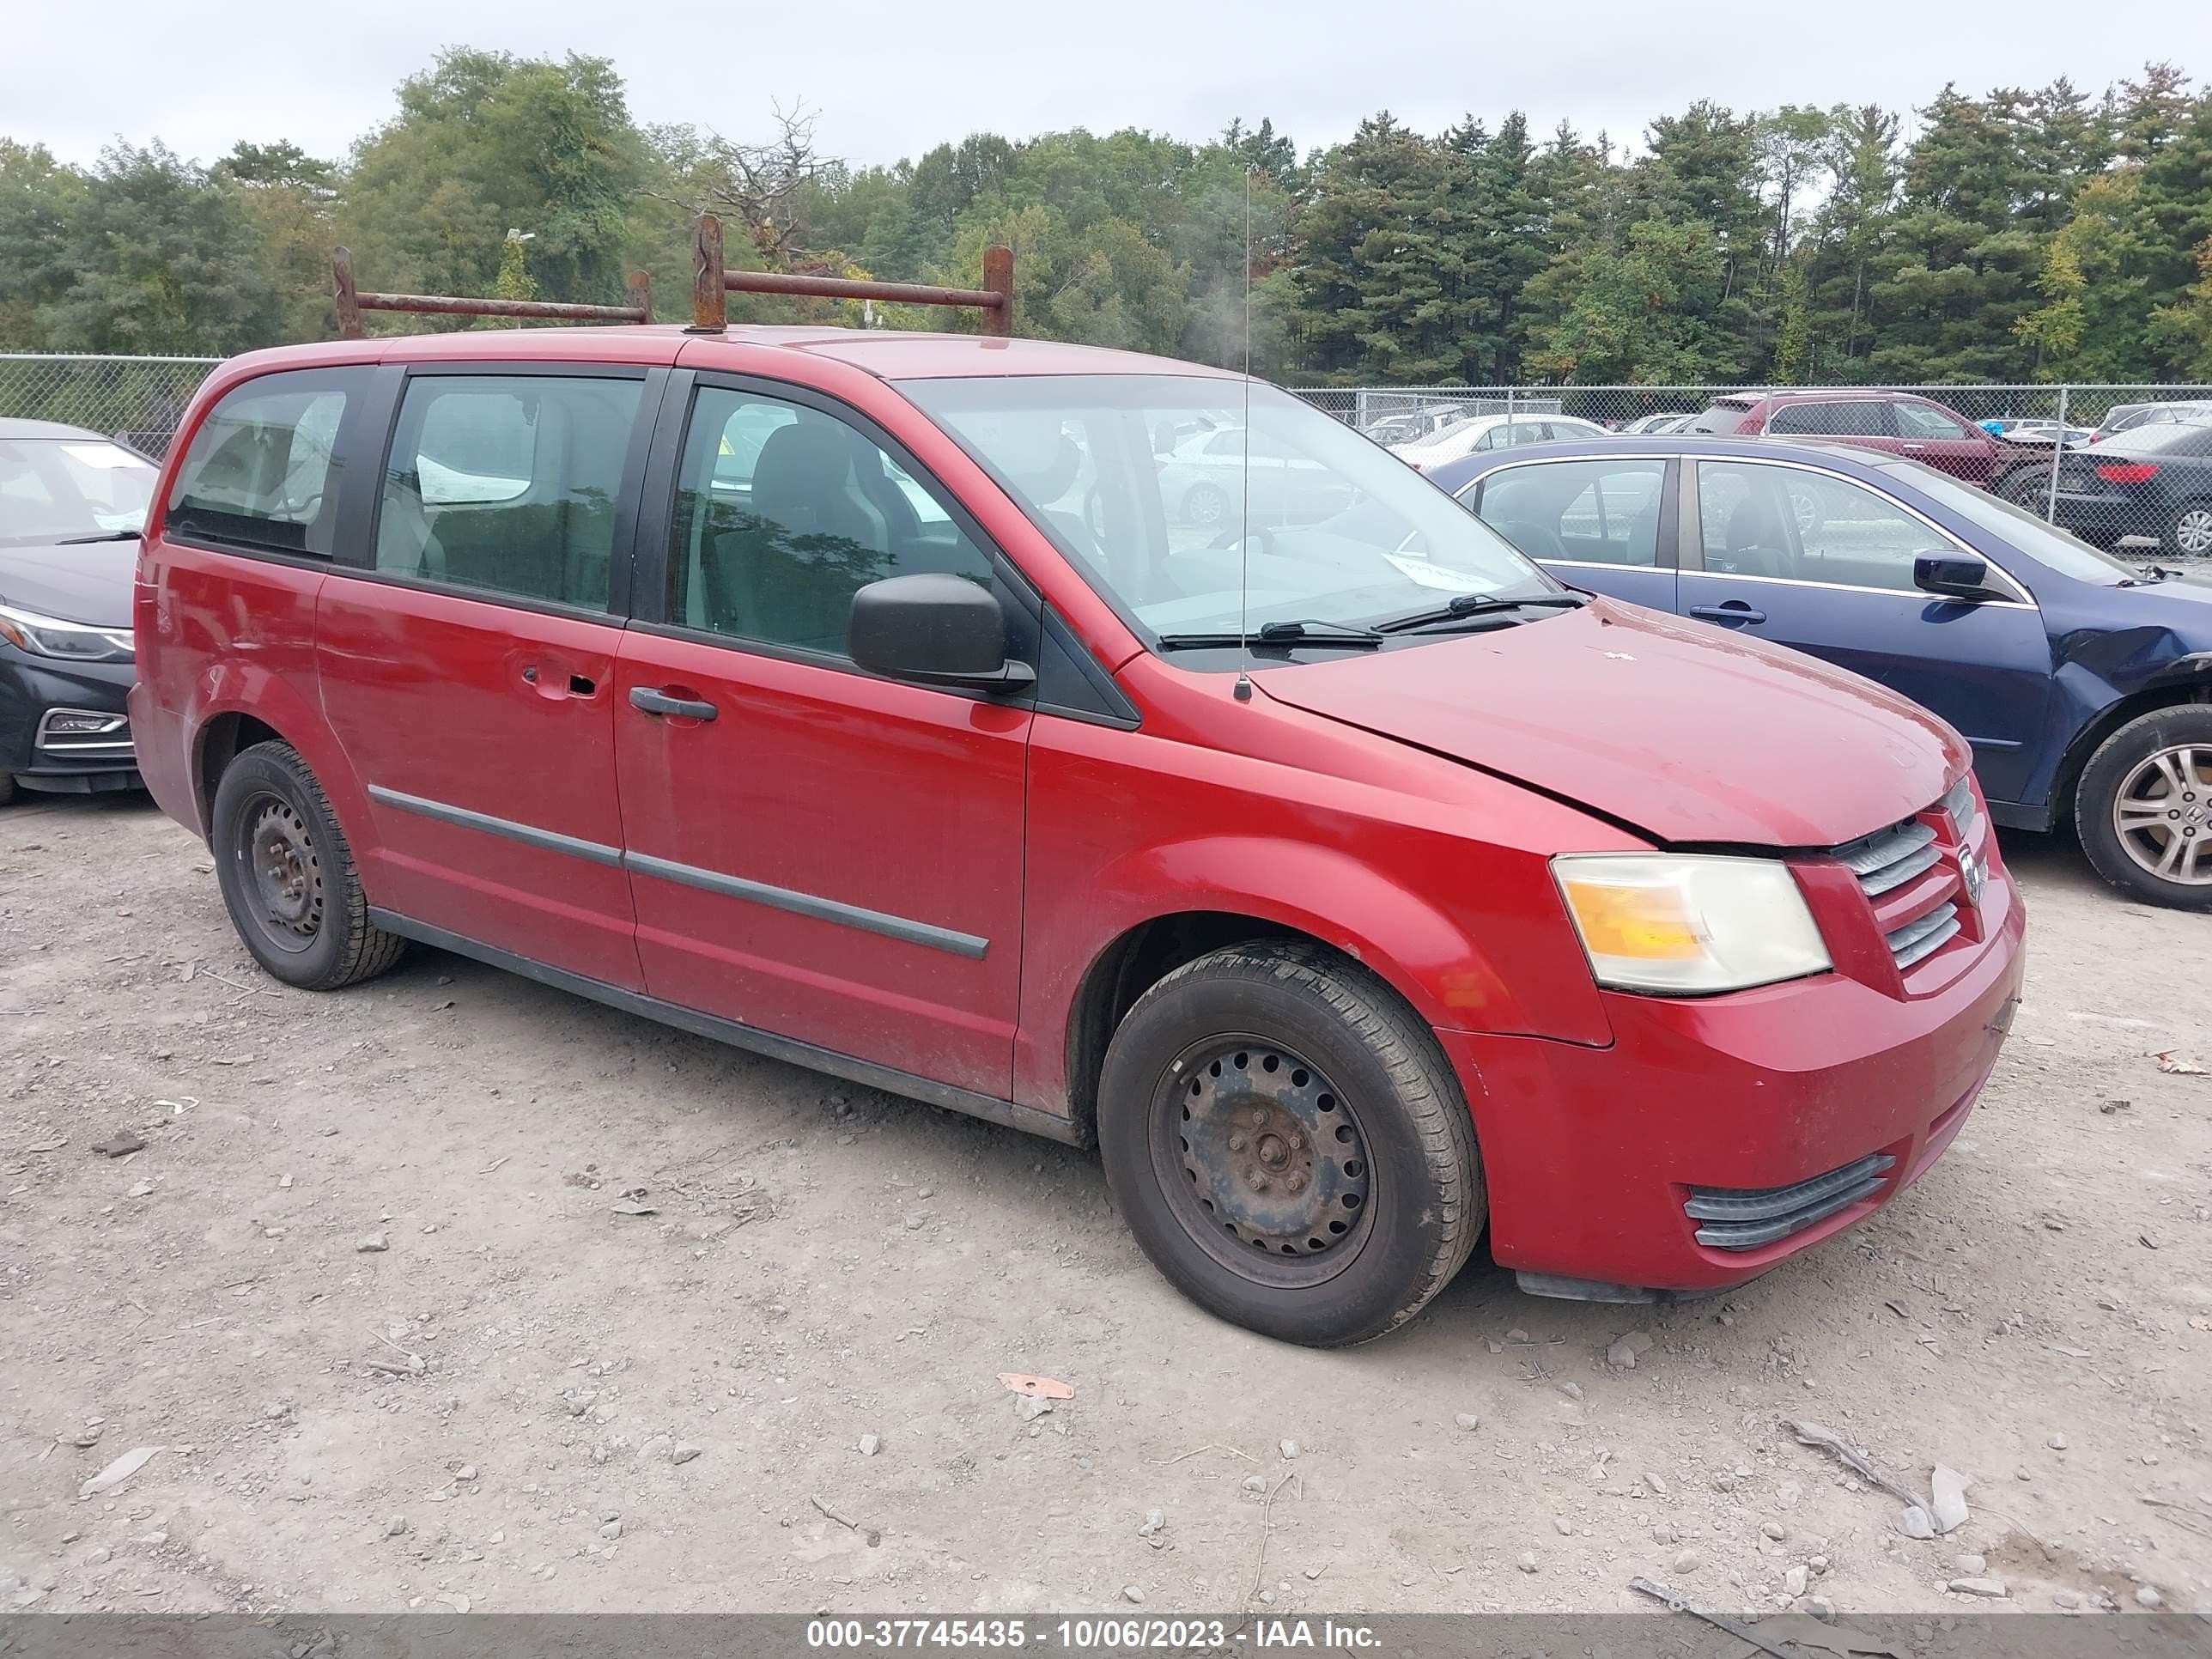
[2052,675,2212,823]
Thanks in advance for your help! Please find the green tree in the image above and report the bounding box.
[0,141,86,347]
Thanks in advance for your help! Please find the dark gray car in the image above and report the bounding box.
[0,417,153,801]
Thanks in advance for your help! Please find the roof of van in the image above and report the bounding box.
[216,325,1239,383]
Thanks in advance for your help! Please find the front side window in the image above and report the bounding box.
[1474,459,1666,566]
[1897,403,1972,441]
[374,374,643,611]
[1698,461,1948,592]
[670,386,994,659]
[902,375,1553,642]
[0,438,157,548]
[167,370,361,556]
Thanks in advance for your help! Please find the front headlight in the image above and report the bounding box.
[0,602,134,664]
[1553,854,1831,995]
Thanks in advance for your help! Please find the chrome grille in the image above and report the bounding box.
[1686,1152,1897,1250]
[1834,818,1940,896]
[1887,901,1960,969]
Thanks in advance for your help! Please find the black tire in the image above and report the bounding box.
[0,774,15,807]
[1097,942,1484,1346]
[2160,497,2212,560]
[1998,469,2051,511]
[1182,482,1228,526]
[2073,705,2212,910]
[210,740,407,988]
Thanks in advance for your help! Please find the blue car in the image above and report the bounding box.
[1425,436,2212,908]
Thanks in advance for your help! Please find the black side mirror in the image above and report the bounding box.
[1914,553,1991,599]
[849,574,1033,691]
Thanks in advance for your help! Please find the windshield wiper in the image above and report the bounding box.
[55,530,143,544]
[1374,592,1589,634]
[1156,619,1383,652]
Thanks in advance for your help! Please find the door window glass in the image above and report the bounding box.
[671,386,993,659]
[1698,462,1945,592]
[374,374,642,610]
[1896,402,1972,441]
[1766,400,1887,437]
[1474,459,1666,566]
[167,369,362,556]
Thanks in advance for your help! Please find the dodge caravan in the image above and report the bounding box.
[131,327,2026,1346]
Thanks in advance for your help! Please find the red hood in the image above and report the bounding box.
[1259,599,1968,847]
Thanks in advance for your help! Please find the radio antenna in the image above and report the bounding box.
[1233,164,1255,704]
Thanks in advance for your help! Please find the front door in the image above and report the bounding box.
[1681,458,2052,806]
[318,365,656,989]
[612,377,1033,1098]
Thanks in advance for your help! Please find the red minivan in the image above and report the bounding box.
[131,327,2026,1346]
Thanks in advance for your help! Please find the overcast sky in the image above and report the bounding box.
[11,1,2212,172]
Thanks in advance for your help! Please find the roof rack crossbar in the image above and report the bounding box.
[690,214,1012,337]
[333,246,652,339]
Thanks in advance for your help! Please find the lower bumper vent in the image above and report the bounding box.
[1685,1153,1897,1250]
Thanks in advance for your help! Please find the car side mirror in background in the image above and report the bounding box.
[1914,553,1991,600]
[849,574,1034,692]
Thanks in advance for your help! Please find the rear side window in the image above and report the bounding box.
[1475,459,1667,566]
[166,368,363,556]
[374,374,644,611]
[1685,401,1756,434]
[1766,400,1889,437]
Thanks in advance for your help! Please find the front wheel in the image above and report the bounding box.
[2161,499,2212,559]
[1998,469,2052,512]
[210,740,408,988]
[1097,943,1484,1346]
[2074,706,2212,908]
[1182,482,1228,527]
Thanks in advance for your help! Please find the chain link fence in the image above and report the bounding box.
[1293,382,2212,559]
[3,357,2209,556]
[0,354,222,458]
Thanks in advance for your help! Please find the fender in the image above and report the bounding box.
[1011,830,1613,1119]
[186,659,380,889]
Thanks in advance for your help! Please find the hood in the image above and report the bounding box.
[1259,599,1967,847]
[0,539,138,628]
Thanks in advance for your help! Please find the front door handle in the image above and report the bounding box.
[629,685,718,722]
[1688,603,1767,624]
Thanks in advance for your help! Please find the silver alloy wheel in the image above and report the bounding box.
[2112,744,2212,884]
[2172,506,2212,556]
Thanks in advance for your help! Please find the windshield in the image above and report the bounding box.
[0,438,156,548]
[1877,459,2137,584]
[900,375,1554,641]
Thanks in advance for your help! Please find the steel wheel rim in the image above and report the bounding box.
[237,792,325,952]
[2173,507,2212,556]
[2112,744,2212,885]
[1148,1035,1376,1290]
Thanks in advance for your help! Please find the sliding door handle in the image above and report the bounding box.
[629,685,718,721]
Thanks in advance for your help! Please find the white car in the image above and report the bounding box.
[1390,412,1612,471]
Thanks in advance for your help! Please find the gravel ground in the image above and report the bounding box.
[2,794,2209,1620]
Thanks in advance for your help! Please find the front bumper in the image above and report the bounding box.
[2,649,139,793]
[1445,872,2027,1297]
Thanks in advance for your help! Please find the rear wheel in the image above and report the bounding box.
[210,740,407,988]
[2161,499,2212,559]
[2075,706,2212,909]
[1097,943,1483,1346]
[1182,482,1228,527]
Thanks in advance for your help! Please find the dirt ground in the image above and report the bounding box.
[3,793,2209,1623]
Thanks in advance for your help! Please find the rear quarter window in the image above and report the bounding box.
[166,368,368,556]
[1686,402,1755,434]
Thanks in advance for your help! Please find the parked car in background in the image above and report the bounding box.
[1996,419,2212,556]
[1687,391,2012,485]
[1620,412,1696,435]
[133,328,2021,1343]
[1361,403,1478,447]
[1981,418,2095,449]
[0,418,152,804]
[1431,434,2212,907]
[1390,411,1610,471]
[1158,423,1357,526]
[2094,400,2212,441]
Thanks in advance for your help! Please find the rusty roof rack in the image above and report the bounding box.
[331,248,653,339]
[689,214,1012,337]
[328,216,1014,341]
